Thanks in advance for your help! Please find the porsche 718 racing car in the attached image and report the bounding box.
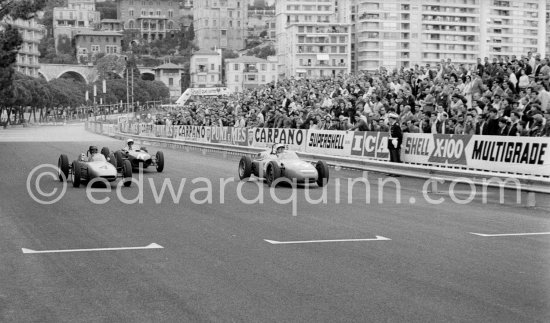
[238,144,329,187]
[57,146,133,187]
[113,139,164,172]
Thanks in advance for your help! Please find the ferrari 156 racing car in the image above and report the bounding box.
[57,146,133,187]
[114,140,164,172]
[238,144,329,187]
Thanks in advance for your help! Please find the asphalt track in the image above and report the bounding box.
[1,124,549,322]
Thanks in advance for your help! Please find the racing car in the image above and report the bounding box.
[238,144,329,187]
[113,145,164,173]
[57,146,133,188]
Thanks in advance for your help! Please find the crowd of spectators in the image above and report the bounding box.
[143,52,550,137]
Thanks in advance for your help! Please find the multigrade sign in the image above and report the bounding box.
[471,139,547,165]
[250,128,306,151]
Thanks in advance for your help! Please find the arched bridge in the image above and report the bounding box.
[38,64,98,84]
[39,64,157,84]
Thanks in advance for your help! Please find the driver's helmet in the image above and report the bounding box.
[273,143,285,155]
[127,139,134,146]
[89,145,98,155]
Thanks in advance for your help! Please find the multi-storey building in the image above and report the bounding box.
[1,17,44,78]
[117,0,183,42]
[153,63,185,99]
[248,9,275,37]
[275,0,352,79]
[225,56,277,92]
[479,0,545,59]
[190,49,223,88]
[193,0,248,50]
[74,31,123,63]
[53,0,100,51]
[353,0,546,72]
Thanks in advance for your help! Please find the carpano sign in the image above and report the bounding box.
[250,127,306,151]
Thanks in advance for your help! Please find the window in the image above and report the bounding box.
[91,45,100,52]
[261,75,266,82]
[261,64,266,71]
[129,9,134,17]
[205,19,209,26]
[211,64,214,70]
[211,75,215,82]
[234,64,239,70]
[169,78,173,86]
[235,75,239,81]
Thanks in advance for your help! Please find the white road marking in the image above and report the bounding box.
[22,243,163,254]
[469,232,550,237]
[264,236,390,245]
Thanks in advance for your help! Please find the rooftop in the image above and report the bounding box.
[192,49,220,56]
[153,63,185,70]
[225,56,269,64]
[74,31,123,37]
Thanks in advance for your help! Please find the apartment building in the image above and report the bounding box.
[117,0,183,42]
[190,49,223,88]
[153,63,185,99]
[193,0,248,50]
[1,17,44,78]
[225,56,277,92]
[74,31,123,63]
[479,0,545,59]
[354,0,546,72]
[275,0,352,79]
[53,0,100,51]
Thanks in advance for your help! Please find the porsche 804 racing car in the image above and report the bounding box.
[114,146,164,172]
[238,144,329,187]
[57,146,133,188]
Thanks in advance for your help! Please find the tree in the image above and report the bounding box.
[96,54,126,80]
[246,45,276,59]
[0,0,48,109]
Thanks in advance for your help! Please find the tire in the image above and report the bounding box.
[238,156,252,180]
[266,161,281,187]
[72,161,81,188]
[114,150,124,169]
[100,147,110,159]
[58,154,69,182]
[108,152,117,168]
[123,160,132,187]
[315,160,329,187]
[156,151,164,172]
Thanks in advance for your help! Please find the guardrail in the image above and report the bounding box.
[88,122,550,207]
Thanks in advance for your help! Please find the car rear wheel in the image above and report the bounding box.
[266,161,281,187]
[108,152,117,168]
[101,147,110,159]
[315,160,329,187]
[156,151,164,172]
[238,156,252,180]
[123,160,132,187]
[114,150,124,169]
[58,154,69,182]
[72,161,81,188]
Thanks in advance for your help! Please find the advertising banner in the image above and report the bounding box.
[249,127,307,151]
[305,129,354,156]
[172,125,211,143]
[466,135,550,176]
[210,127,248,146]
[350,131,390,160]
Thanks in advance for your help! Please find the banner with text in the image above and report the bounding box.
[305,129,354,156]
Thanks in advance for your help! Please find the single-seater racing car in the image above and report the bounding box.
[57,146,133,187]
[114,139,164,172]
[238,144,329,187]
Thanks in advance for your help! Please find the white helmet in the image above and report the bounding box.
[127,139,134,144]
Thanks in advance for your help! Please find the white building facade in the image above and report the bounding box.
[225,56,277,92]
[190,49,223,88]
[53,0,100,51]
[153,63,185,100]
[275,0,352,79]
[353,0,546,72]
[193,0,248,50]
